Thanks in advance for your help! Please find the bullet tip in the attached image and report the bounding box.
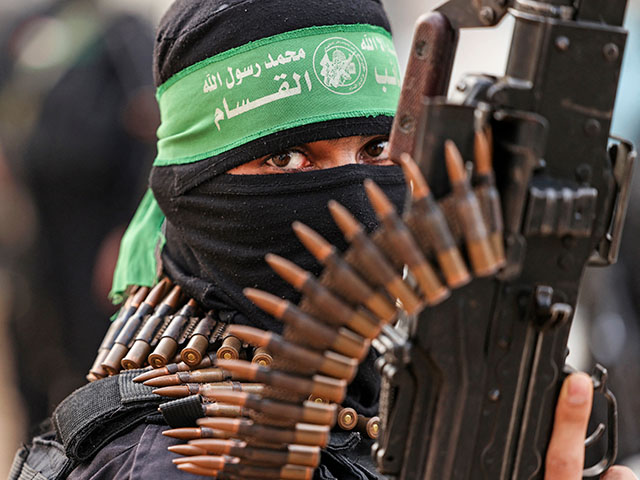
[133,368,167,383]
[398,153,430,199]
[244,288,288,318]
[364,179,394,217]
[143,375,178,387]
[328,200,361,238]
[474,128,493,175]
[444,140,466,183]
[292,221,334,262]
[263,256,309,290]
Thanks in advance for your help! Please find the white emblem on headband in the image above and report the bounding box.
[313,37,367,95]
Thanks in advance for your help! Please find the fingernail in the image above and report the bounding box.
[566,374,591,405]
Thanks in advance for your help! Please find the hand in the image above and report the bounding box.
[545,372,638,480]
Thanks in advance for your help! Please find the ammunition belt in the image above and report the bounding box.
[87,288,379,433]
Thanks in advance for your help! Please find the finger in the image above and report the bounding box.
[544,372,593,480]
[602,466,639,480]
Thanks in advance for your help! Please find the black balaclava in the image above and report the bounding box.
[147,0,405,416]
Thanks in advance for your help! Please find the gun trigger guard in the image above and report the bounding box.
[584,423,605,448]
[582,364,619,479]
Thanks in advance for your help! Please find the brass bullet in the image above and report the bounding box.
[122,285,183,370]
[244,286,370,361]
[173,455,224,467]
[399,153,471,288]
[445,140,499,277]
[473,128,506,267]
[162,426,233,440]
[267,247,384,338]
[148,298,199,368]
[133,352,217,383]
[199,382,265,399]
[364,179,450,306]
[187,438,240,456]
[102,279,171,375]
[216,359,347,404]
[337,407,358,430]
[251,346,273,367]
[188,439,321,468]
[227,324,358,381]
[356,415,381,439]
[327,200,423,315]
[153,384,202,398]
[292,221,396,324]
[473,127,493,177]
[181,311,217,366]
[88,289,142,380]
[199,389,337,426]
[203,403,244,418]
[176,447,317,469]
[217,335,242,361]
[143,367,231,387]
[174,463,217,477]
[153,381,264,399]
[196,417,330,448]
[167,444,207,456]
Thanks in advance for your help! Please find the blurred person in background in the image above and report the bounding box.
[0,0,158,434]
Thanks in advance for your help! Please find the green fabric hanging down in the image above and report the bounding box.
[110,189,165,303]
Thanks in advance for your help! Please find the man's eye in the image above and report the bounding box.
[265,150,308,170]
[362,138,390,161]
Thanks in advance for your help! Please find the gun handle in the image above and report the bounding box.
[389,12,457,162]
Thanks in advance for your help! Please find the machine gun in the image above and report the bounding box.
[374,0,635,478]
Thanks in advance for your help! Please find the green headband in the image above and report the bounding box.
[155,24,402,166]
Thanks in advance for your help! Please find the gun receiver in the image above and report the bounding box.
[376,0,634,478]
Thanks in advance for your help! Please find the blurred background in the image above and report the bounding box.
[0,0,638,477]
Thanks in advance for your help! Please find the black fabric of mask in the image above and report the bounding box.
[152,163,406,417]
[152,163,406,333]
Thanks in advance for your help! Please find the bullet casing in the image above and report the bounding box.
[182,313,217,366]
[451,188,498,277]
[475,183,506,266]
[197,418,330,448]
[251,346,273,366]
[163,426,233,440]
[149,302,196,367]
[92,286,148,368]
[379,212,449,305]
[203,403,244,417]
[218,335,242,360]
[121,309,169,369]
[101,280,171,374]
[348,230,422,315]
[337,407,358,430]
[356,415,380,439]
[231,325,357,381]
[301,274,382,339]
[282,303,369,361]
[406,196,471,288]
[322,253,396,325]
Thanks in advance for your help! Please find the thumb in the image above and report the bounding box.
[601,466,639,480]
[545,372,593,480]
